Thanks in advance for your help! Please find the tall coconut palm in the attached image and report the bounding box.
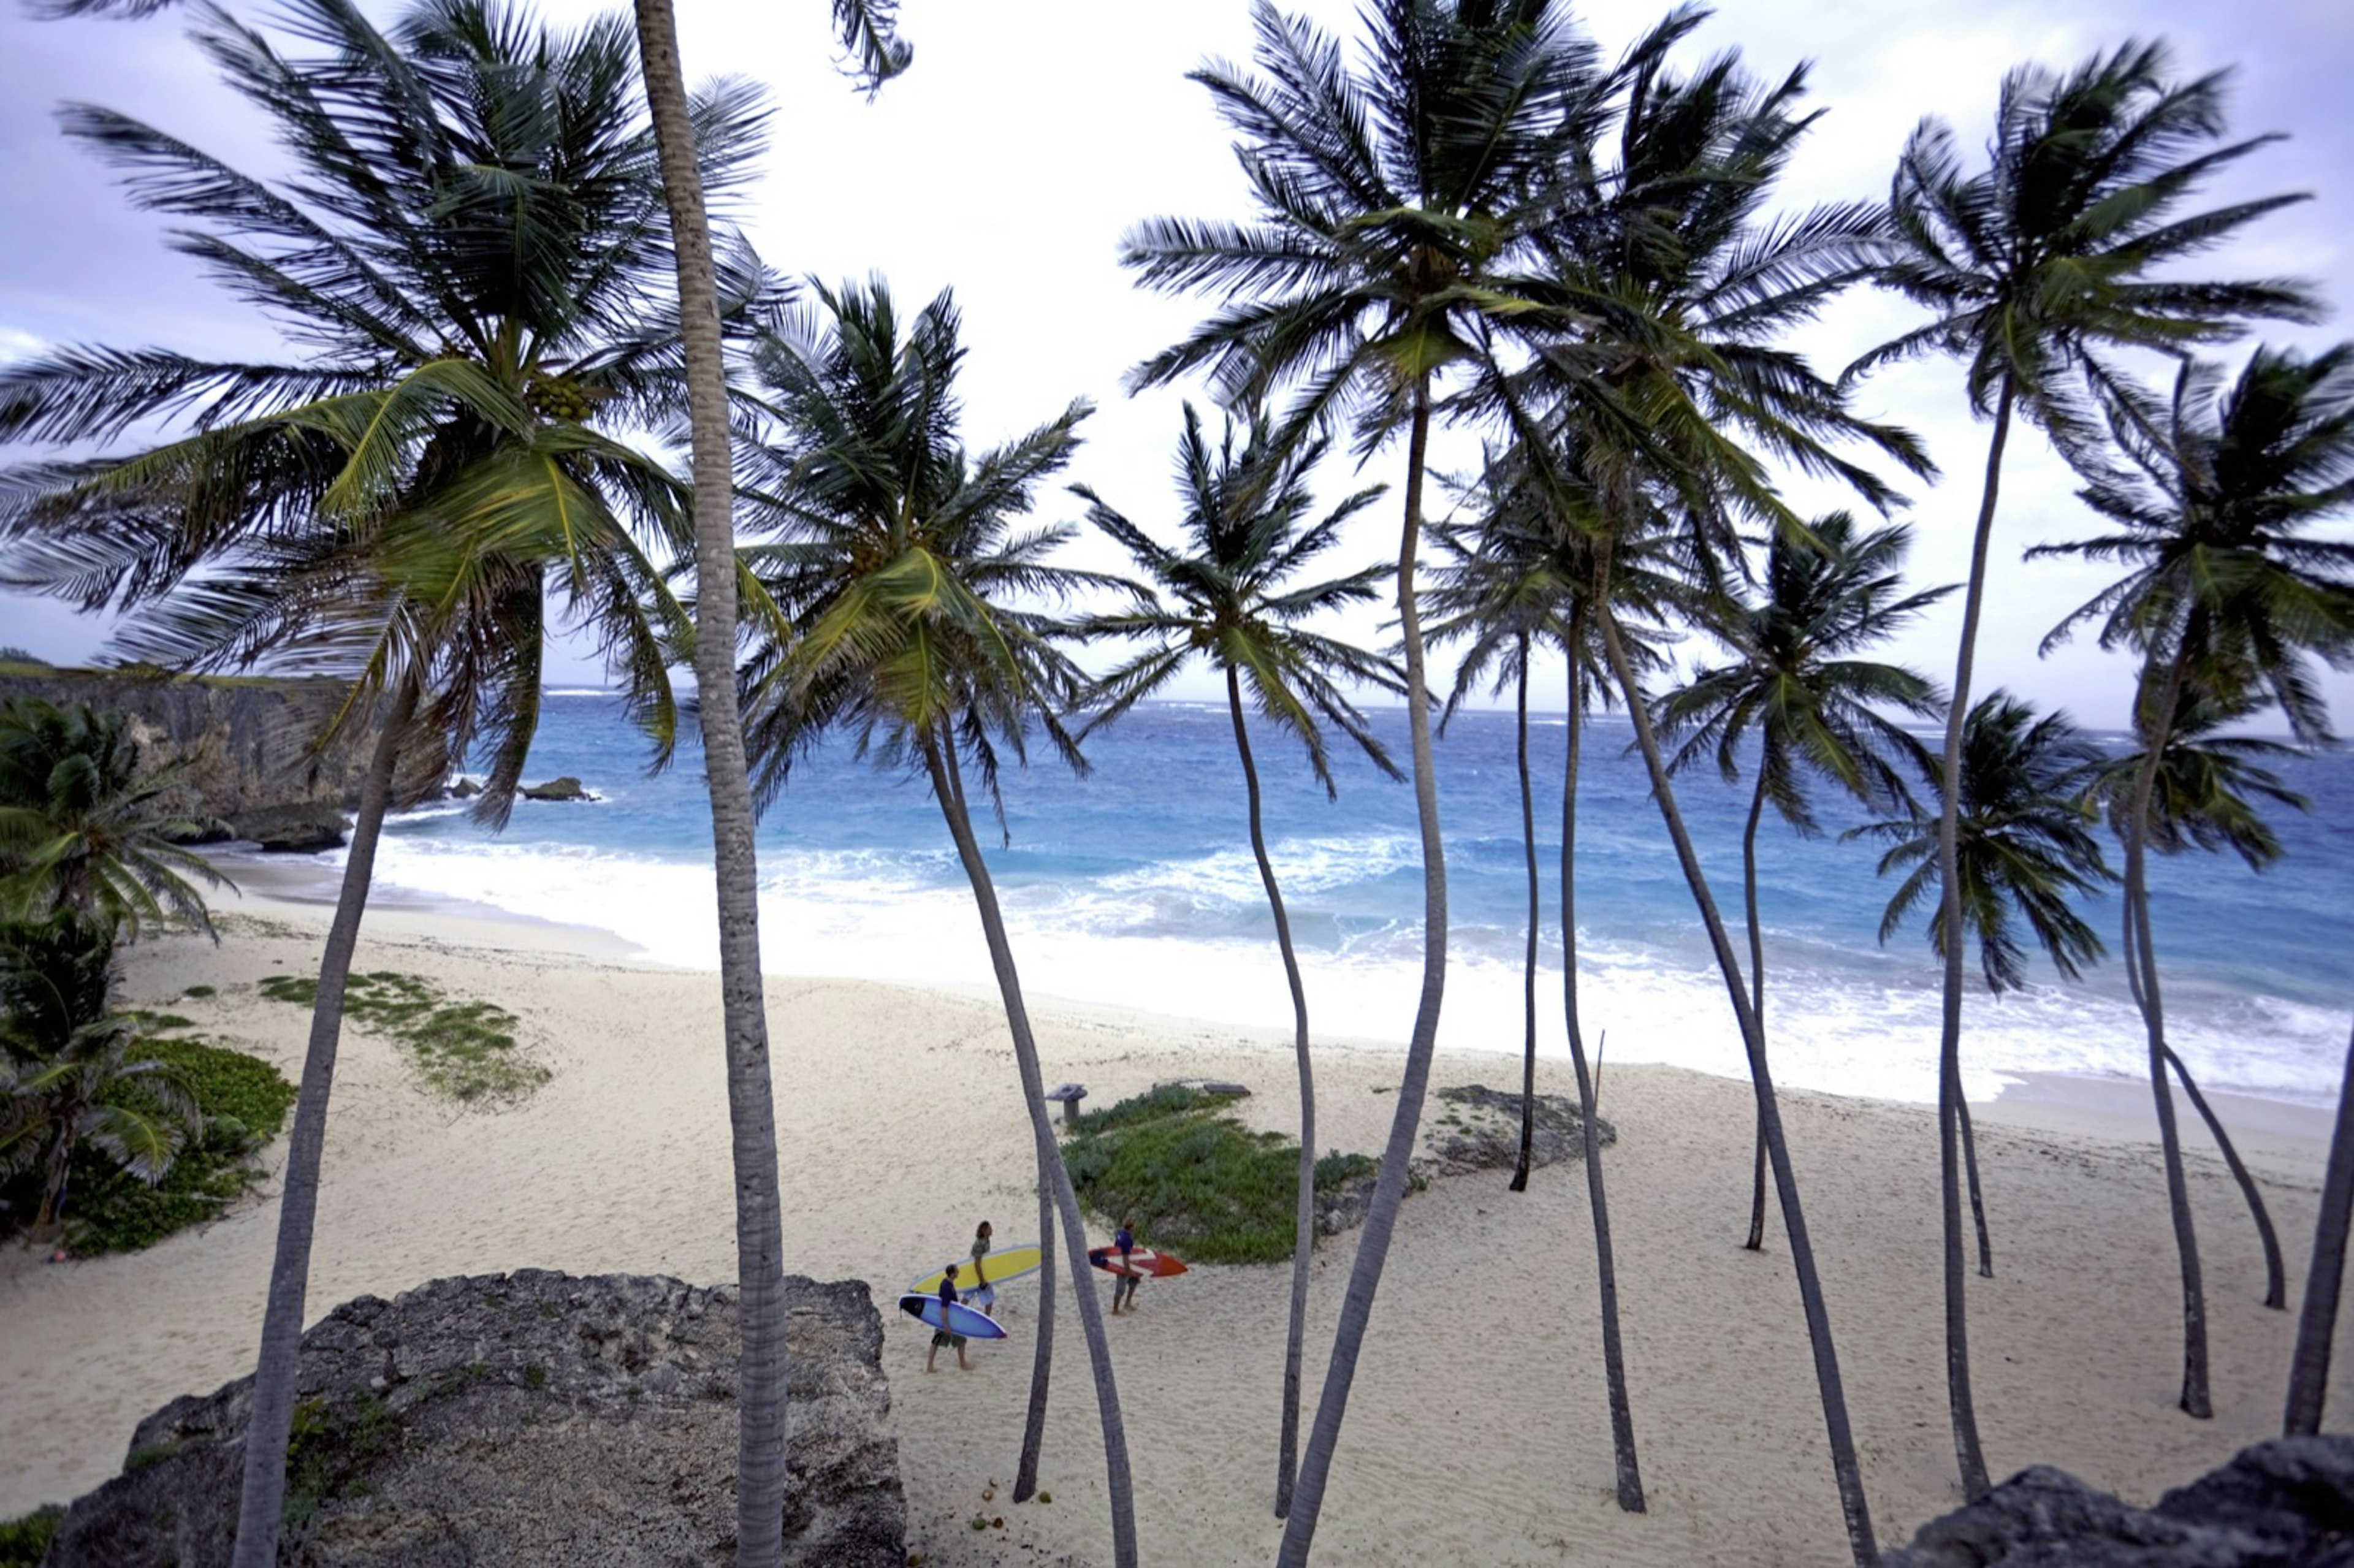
[1849,691,2112,992]
[1070,404,1400,1517]
[2030,344,2354,1400]
[2287,1018,2354,1436]
[731,278,1139,1567]
[2090,679,2312,1310]
[1851,42,2318,1452]
[1484,28,1932,1558]
[1124,7,1615,1553]
[0,698,227,940]
[1656,516,1946,1254]
[623,3,904,1562]
[0,5,756,1555]
[1425,446,1680,1514]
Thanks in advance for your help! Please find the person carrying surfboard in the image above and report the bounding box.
[1110,1219,1141,1315]
[964,1220,997,1318]
[925,1263,974,1372]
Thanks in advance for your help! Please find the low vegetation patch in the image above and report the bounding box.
[258,970,547,1105]
[0,1505,61,1568]
[1061,1085,1381,1265]
[64,1035,297,1254]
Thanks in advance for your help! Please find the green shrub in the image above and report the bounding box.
[259,971,546,1105]
[1061,1087,1384,1265]
[64,1038,295,1254]
[0,1504,62,1567]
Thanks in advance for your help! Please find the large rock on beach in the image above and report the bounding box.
[1878,1434,2354,1566]
[45,1270,905,1567]
[1422,1083,1617,1178]
[230,802,351,853]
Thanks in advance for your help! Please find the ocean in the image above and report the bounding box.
[239,693,2354,1108]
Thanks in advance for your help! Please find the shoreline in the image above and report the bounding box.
[7,886,2348,1565]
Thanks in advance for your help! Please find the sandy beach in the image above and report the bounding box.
[3,886,2346,1566]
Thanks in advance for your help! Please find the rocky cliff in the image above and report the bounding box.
[1879,1434,2354,1566]
[45,1269,905,1567]
[0,668,379,846]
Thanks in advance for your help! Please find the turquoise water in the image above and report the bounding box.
[242,693,2354,1107]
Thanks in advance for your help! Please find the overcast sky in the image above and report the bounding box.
[2,0,2350,731]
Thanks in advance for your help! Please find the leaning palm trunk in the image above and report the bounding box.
[2163,1045,2285,1308]
[2285,1018,2354,1434]
[1928,383,2017,1496]
[1512,645,1541,1192]
[231,678,416,1566]
[1276,383,1450,1568]
[1013,1167,1055,1501]
[1224,668,1319,1519]
[1741,769,1770,1250]
[631,3,793,1555]
[1600,604,1877,1564]
[2120,642,2212,1416]
[1563,628,1644,1511]
[923,734,1137,1568]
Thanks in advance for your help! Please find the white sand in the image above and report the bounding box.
[3,888,2347,1566]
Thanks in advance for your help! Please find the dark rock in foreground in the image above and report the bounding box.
[48,1271,904,1567]
[1880,1435,2354,1566]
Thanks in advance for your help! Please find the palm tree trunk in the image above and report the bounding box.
[1563,633,1644,1512]
[1225,668,1319,1519]
[231,677,414,1567]
[1742,767,1770,1252]
[1930,380,2016,1498]
[631,4,793,1553]
[1276,379,1450,1568]
[2284,1018,2354,1434]
[2164,1045,2285,1309]
[1601,605,1877,1565]
[1956,1090,1994,1277]
[1013,1159,1055,1501]
[1512,641,1540,1193]
[923,733,1137,1568]
[2121,642,2210,1417]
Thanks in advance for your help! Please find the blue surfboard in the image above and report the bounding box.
[897,1292,1009,1341]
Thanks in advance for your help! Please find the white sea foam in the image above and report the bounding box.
[330,834,2347,1110]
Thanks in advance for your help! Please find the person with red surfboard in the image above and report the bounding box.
[1110,1219,1141,1315]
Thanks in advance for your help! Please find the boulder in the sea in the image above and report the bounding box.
[1422,1083,1617,1178]
[520,775,594,802]
[1878,1434,2354,1566]
[450,777,481,799]
[45,1269,905,1567]
[230,802,351,853]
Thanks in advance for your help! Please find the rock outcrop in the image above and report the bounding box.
[1422,1083,1617,1178]
[46,1270,905,1567]
[520,775,595,802]
[0,669,385,841]
[1879,1435,2354,1567]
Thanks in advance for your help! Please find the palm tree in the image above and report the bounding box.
[2090,680,2311,1310]
[0,1004,196,1231]
[0,698,227,940]
[1851,42,2319,1454]
[1426,448,1678,1514]
[1851,693,2112,992]
[0,915,116,1069]
[1484,27,1931,1558]
[1656,517,1946,1253]
[1123,7,1615,1553]
[2031,344,2354,1402]
[732,278,1139,1568]
[1071,403,1400,1518]
[622,3,904,1562]
[0,6,755,1556]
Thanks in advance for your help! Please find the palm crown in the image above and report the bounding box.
[1658,514,1948,834]
[734,278,1108,820]
[1072,405,1403,794]
[1851,691,2112,992]
[0,0,781,816]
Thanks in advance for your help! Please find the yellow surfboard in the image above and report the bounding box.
[909,1243,1046,1297]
